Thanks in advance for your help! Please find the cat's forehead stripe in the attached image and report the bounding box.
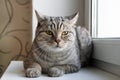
[49,17,64,30]
[51,22,56,30]
[59,23,63,29]
[56,22,63,30]
[57,22,59,30]
[50,24,53,30]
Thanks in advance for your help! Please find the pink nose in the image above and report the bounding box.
[55,38,61,43]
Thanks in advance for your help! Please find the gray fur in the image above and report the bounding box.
[24,11,92,77]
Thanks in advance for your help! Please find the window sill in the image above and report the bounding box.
[1,61,120,80]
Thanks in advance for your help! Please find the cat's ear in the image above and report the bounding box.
[35,10,46,36]
[66,12,79,25]
[35,10,46,22]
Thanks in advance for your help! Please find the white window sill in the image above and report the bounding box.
[1,61,120,80]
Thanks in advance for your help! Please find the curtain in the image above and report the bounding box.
[0,0,32,77]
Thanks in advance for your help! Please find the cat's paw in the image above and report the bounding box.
[25,68,41,78]
[48,67,64,77]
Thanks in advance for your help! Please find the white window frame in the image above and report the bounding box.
[85,0,120,76]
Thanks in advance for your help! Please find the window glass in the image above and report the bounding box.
[92,0,120,38]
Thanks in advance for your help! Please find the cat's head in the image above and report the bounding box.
[35,10,79,52]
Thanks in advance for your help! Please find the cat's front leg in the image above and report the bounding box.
[48,67,65,77]
[48,64,80,77]
[24,59,42,78]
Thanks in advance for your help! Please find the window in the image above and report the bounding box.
[92,0,120,38]
[91,0,120,76]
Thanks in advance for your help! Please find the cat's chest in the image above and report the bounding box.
[33,49,78,66]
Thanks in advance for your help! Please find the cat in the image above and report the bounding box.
[24,10,92,78]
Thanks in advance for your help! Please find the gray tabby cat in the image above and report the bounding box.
[24,10,92,78]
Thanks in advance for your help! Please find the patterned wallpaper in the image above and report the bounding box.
[0,0,32,76]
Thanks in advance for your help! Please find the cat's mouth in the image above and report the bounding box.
[55,44,61,48]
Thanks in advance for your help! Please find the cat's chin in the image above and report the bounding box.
[54,48,63,52]
[49,46,66,52]
[52,47,64,52]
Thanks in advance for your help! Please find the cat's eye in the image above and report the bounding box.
[46,30,53,35]
[62,31,69,35]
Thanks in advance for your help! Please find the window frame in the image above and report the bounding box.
[85,0,120,76]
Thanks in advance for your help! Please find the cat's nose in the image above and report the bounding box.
[55,38,61,43]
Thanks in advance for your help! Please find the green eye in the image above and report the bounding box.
[62,31,69,35]
[46,30,53,35]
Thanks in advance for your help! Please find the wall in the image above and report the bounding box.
[0,0,32,76]
[32,0,85,39]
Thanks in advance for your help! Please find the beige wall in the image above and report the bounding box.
[0,0,32,76]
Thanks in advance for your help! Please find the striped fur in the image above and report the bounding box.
[24,11,92,77]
